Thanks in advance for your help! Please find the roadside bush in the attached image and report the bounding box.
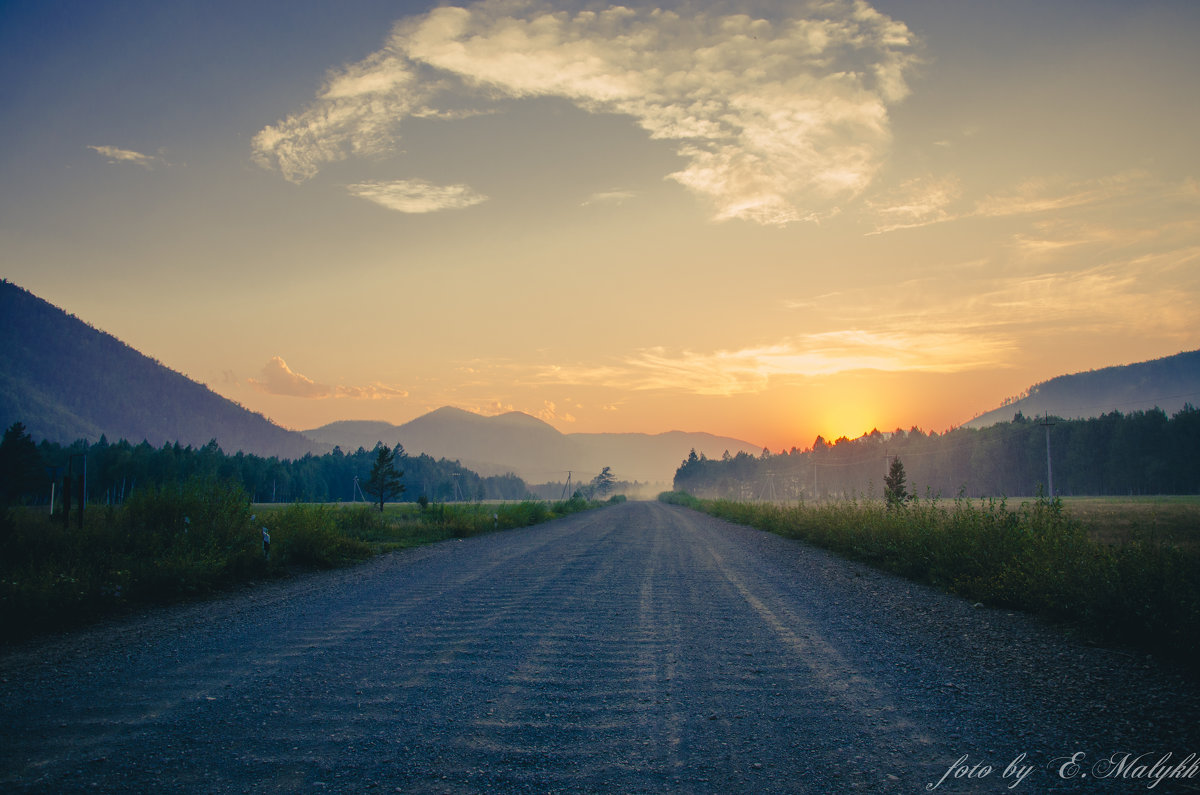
[0,478,261,639]
[264,504,372,569]
[122,478,261,593]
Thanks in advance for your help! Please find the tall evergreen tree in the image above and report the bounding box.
[363,443,404,512]
[590,466,616,499]
[0,422,43,505]
[883,456,908,509]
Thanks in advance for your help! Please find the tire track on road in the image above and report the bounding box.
[668,503,940,786]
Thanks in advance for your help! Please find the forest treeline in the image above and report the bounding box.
[674,406,1200,500]
[0,425,529,507]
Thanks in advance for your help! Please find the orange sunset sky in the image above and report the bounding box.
[3,0,1198,452]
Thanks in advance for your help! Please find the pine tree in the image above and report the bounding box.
[590,466,616,499]
[0,422,43,505]
[363,443,404,512]
[884,456,908,509]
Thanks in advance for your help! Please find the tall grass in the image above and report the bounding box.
[2,479,263,637]
[1,481,604,642]
[659,491,1200,664]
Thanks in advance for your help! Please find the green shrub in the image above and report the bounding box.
[264,504,372,569]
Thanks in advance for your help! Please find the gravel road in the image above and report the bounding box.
[2,501,1198,793]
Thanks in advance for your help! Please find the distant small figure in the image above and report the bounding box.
[262,526,271,559]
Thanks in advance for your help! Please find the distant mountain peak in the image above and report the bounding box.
[426,406,477,419]
[303,405,759,484]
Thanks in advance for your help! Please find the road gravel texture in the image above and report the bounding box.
[2,501,1198,793]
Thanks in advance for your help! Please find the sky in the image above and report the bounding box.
[3,0,1198,453]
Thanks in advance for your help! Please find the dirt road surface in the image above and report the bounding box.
[2,501,1198,793]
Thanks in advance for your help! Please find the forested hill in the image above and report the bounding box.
[0,280,324,459]
[965,349,1200,428]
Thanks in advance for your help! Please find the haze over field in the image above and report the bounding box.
[3,1,1198,451]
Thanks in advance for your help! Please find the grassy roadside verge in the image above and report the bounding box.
[659,491,1200,666]
[0,479,612,642]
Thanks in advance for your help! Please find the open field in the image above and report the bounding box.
[1058,495,1200,548]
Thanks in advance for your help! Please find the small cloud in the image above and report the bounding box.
[535,400,576,424]
[249,356,329,398]
[247,356,408,400]
[347,179,488,214]
[582,189,636,207]
[335,384,410,400]
[87,145,163,169]
[783,291,845,310]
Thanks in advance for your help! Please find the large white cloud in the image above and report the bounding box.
[252,0,918,224]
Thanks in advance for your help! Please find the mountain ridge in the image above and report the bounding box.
[963,349,1200,429]
[302,412,762,485]
[0,280,326,459]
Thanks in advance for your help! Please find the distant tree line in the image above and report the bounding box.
[674,406,1200,500]
[525,466,640,501]
[0,423,529,508]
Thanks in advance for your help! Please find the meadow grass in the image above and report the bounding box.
[659,491,1200,666]
[1059,496,1200,549]
[0,481,605,642]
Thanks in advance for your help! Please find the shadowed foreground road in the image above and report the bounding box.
[2,501,1198,793]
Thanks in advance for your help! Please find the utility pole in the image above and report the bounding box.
[561,471,573,501]
[1040,413,1056,496]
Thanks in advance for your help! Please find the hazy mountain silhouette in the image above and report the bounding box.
[304,408,761,485]
[0,280,325,458]
[964,349,1200,428]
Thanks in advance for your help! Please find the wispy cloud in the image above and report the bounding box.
[87,145,163,169]
[253,0,919,225]
[973,172,1149,219]
[868,171,1166,234]
[866,174,960,233]
[538,329,1011,397]
[347,179,487,213]
[248,356,409,400]
[784,243,1200,352]
[582,189,636,207]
